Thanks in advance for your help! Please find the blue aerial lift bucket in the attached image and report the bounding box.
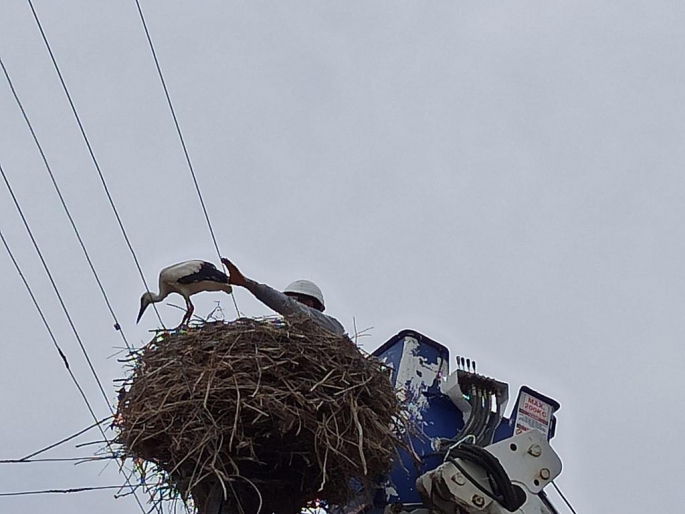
[371,329,560,508]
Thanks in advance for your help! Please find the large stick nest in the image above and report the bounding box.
[115,318,413,513]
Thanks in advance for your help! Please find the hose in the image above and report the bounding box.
[479,391,502,446]
[437,385,488,452]
[446,442,526,512]
[448,385,479,444]
[474,390,492,445]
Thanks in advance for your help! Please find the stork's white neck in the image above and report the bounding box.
[149,289,168,303]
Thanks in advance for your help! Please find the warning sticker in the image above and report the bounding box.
[514,392,553,437]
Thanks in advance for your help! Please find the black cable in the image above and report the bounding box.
[133,0,241,318]
[454,385,479,442]
[0,226,144,506]
[0,161,113,414]
[446,442,525,512]
[475,390,500,446]
[0,456,116,464]
[469,444,512,500]
[451,385,483,445]
[21,416,112,461]
[481,392,503,446]
[552,481,579,514]
[132,0,220,259]
[0,56,135,352]
[1,196,145,510]
[25,0,166,329]
[0,485,124,497]
[464,445,522,510]
[474,389,492,446]
[470,388,487,444]
[448,457,503,504]
[0,226,102,422]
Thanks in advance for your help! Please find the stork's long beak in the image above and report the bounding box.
[136,301,148,324]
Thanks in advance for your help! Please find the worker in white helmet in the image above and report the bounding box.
[221,258,345,336]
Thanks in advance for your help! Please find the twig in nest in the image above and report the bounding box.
[114,317,415,514]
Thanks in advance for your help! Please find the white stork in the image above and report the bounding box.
[136,260,233,327]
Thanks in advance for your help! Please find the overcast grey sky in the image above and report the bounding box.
[1,1,684,512]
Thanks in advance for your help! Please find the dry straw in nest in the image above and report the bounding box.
[115,317,414,514]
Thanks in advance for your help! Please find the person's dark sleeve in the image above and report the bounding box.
[245,279,345,336]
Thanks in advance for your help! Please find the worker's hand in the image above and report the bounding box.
[221,257,248,287]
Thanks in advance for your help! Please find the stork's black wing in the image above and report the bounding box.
[177,261,229,285]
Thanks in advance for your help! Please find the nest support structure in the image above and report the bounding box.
[115,318,412,514]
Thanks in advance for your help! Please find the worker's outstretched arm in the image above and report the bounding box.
[247,280,345,335]
[222,258,345,336]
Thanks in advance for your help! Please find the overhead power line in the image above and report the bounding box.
[133,0,221,259]
[0,485,125,497]
[1,147,147,508]
[1,220,148,509]
[22,3,166,510]
[0,160,113,413]
[0,223,145,506]
[133,0,240,316]
[0,55,135,353]
[551,481,579,514]
[25,0,165,329]
[0,456,116,464]
[21,416,112,461]
[0,225,96,413]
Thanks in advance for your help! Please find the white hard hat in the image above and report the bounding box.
[284,280,325,311]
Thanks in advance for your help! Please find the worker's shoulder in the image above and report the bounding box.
[316,311,345,336]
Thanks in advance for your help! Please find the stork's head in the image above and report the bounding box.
[136,292,154,323]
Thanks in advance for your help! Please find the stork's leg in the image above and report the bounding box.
[183,299,195,326]
[174,298,194,330]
